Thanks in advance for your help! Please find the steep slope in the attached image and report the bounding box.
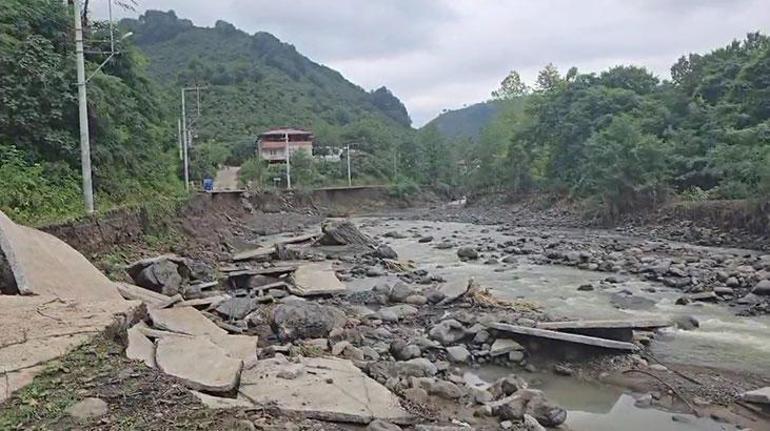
[119,11,412,159]
[424,100,503,141]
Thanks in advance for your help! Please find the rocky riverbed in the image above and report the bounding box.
[3,199,770,431]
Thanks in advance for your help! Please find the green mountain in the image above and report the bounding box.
[119,11,412,163]
[424,100,503,141]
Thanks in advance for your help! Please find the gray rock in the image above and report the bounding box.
[418,236,434,243]
[426,290,447,304]
[473,330,490,344]
[741,387,770,404]
[752,279,770,296]
[380,304,419,321]
[390,340,421,360]
[135,259,183,296]
[457,246,479,260]
[446,345,471,363]
[368,420,402,431]
[215,297,258,320]
[405,294,428,306]
[65,397,108,421]
[271,302,346,341]
[376,245,399,260]
[490,338,524,356]
[377,308,399,322]
[523,414,546,431]
[672,315,700,330]
[429,319,466,345]
[390,282,417,302]
[403,387,429,404]
[430,380,463,399]
[404,358,437,376]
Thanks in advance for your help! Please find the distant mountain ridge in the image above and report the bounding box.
[424,100,503,141]
[119,10,411,155]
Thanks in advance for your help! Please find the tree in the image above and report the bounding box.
[535,63,562,91]
[491,70,528,100]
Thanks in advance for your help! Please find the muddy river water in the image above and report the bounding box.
[351,217,767,430]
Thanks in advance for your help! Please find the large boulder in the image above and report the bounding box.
[271,302,346,341]
[376,245,399,260]
[127,255,191,296]
[317,221,377,247]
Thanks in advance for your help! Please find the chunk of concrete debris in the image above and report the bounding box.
[126,324,156,368]
[271,302,346,341]
[239,356,413,424]
[741,387,770,404]
[489,323,639,352]
[191,390,254,409]
[155,336,242,392]
[0,209,124,302]
[290,262,346,296]
[490,339,524,356]
[65,397,108,421]
[116,282,177,309]
[149,306,228,338]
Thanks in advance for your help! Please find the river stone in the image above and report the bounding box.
[376,245,399,260]
[271,302,346,341]
[429,319,466,345]
[65,397,108,421]
[380,304,418,320]
[215,297,258,320]
[155,336,242,392]
[446,345,471,363]
[403,358,437,376]
[457,246,479,260]
[390,340,421,360]
[752,279,770,296]
[418,236,433,243]
[389,282,417,302]
[490,338,524,356]
[368,420,403,431]
[672,315,700,330]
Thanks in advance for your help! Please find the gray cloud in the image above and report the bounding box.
[93,0,770,126]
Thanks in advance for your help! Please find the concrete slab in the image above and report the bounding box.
[174,294,230,309]
[126,324,156,368]
[211,334,258,362]
[741,387,770,404]
[0,210,123,302]
[289,262,346,296]
[155,336,242,393]
[489,323,639,352]
[537,319,672,331]
[117,282,176,308]
[232,247,275,262]
[239,356,413,424]
[191,390,254,409]
[148,306,228,338]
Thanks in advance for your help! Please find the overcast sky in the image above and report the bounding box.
[95,0,770,126]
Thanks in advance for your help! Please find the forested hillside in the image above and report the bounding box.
[119,11,413,167]
[444,35,770,215]
[425,101,502,142]
[0,0,182,224]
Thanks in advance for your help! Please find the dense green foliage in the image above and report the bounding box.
[0,0,183,224]
[425,101,503,142]
[451,33,770,213]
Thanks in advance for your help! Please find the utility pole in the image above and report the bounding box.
[181,89,189,190]
[284,132,292,189]
[177,118,183,160]
[346,144,352,187]
[180,86,207,191]
[73,0,94,213]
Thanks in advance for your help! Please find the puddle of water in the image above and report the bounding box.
[472,366,737,431]
[357,218,770,377]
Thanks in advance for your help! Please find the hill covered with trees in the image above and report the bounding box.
[424,101,503,142]
[119,10,413,168]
